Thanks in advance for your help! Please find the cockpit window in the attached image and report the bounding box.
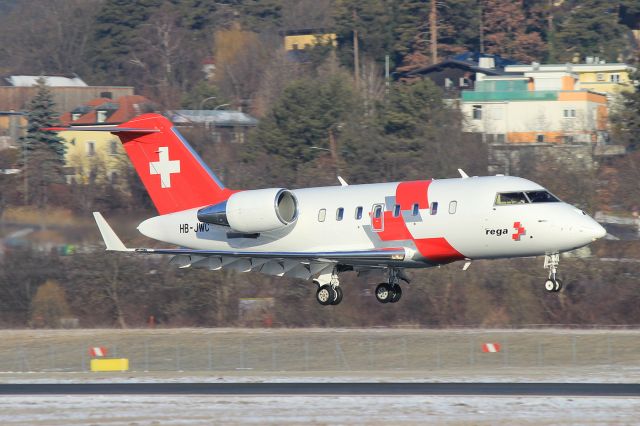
[526,191,559,203]
[495,192,528,205]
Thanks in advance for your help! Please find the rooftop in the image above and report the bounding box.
[5,75,88,87]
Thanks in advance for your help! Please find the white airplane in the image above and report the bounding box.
[54,113,606,306]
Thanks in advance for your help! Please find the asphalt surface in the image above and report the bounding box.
[0,383,639,396]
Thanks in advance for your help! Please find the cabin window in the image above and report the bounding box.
[449,201,457,214]
[355,206,363,220]
[393,204,401,218]
[430,202,438,215]
[373,204,383,219]
[336,207,344,221]
[318,208,326,222]
[412,203,420,216]
[495,192,528,205]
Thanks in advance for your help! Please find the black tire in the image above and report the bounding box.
[390,285,402,303]
[375,283,392,304]
[544,279,555,292]
[331,286,343,305]
[316,285,336,306]
[554,279,563,292]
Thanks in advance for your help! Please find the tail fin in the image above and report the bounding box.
[73,114,234,215]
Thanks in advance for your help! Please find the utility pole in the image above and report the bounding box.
[430,0,438,64]
[353,9,360,88]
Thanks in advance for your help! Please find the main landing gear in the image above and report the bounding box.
[543,253,563,293]
[314,268,342,306]
[375,268,405,304]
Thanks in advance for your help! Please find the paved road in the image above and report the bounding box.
[0,383,639,396]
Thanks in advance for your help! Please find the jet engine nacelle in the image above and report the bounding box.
[197,188,298,234]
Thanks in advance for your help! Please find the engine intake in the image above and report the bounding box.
[197,188,298,233]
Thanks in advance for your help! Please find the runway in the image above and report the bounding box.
[1,382,639,396]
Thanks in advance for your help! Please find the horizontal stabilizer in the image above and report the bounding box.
[93,212,133,252]
[46,126,160,134]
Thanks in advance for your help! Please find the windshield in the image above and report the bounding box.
[495,190,560,205]
[525,190,560,203]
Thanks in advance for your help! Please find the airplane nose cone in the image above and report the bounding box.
[592,222,607,240]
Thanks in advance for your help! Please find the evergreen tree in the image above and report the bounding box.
[333,0,397,68]
[20,78,66,207]
[611,70,640,150]
[90,0,163,84]
[251,72,357,183]
[554,0,628,62]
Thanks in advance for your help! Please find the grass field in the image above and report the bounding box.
[0,328,639,382]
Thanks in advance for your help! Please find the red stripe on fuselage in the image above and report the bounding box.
[375,180,465,264]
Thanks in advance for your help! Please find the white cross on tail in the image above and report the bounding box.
[150,147,180,188]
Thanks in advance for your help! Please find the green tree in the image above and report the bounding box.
[333,0,397,68]
[611,70,640,150]
[554,0,628,62]
[251,72,357,184]
[20,78,66,207]
[90,0,163,84]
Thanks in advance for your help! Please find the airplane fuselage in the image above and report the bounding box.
[138,175,605,268]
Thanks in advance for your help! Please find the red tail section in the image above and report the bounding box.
[113,114,234,215]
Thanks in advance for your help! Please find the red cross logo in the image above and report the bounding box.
[512,222,526,241]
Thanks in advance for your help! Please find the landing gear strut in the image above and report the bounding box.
[543,253,563,293]
[314,268,342,306]
[375,268,404,304]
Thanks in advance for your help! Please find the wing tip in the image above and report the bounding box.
[93,212,132,252]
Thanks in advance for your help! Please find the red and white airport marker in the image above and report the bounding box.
[89,347,108,357]
[481,343,501,353]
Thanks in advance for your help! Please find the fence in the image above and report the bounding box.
[0,329,638,373]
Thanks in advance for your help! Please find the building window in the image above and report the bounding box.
[318,209,326,222]
[449,201,457,214]
[445,78,453,89]
[563,109,576,118]
[336,207,344,221]
[472,105,482,120]
[355,206,363,220]
[536,134,545,143]
[71,113,82,121]
[596,73,605,82]
[96,110,107,123]
[109,171,118,184]
[110,140,118,155]
[459,77,470,87]
[86,141,95,157]
[610,74,620,83]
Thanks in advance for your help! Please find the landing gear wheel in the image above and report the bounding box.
[316,285,336,306]
[544,279,556,292]
[389,285,402,303]
[375,283,392,304]
[554,279,563,292]
[331,286,343,305]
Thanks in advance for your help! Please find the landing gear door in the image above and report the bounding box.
[371,204,384,232]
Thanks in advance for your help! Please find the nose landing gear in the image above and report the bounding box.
[543,253,563,292]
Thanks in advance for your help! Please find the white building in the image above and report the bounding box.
[461,72,608,144]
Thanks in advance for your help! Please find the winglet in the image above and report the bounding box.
[93,212,133,252]
[458,169,469,178]
[337,176,348,186]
